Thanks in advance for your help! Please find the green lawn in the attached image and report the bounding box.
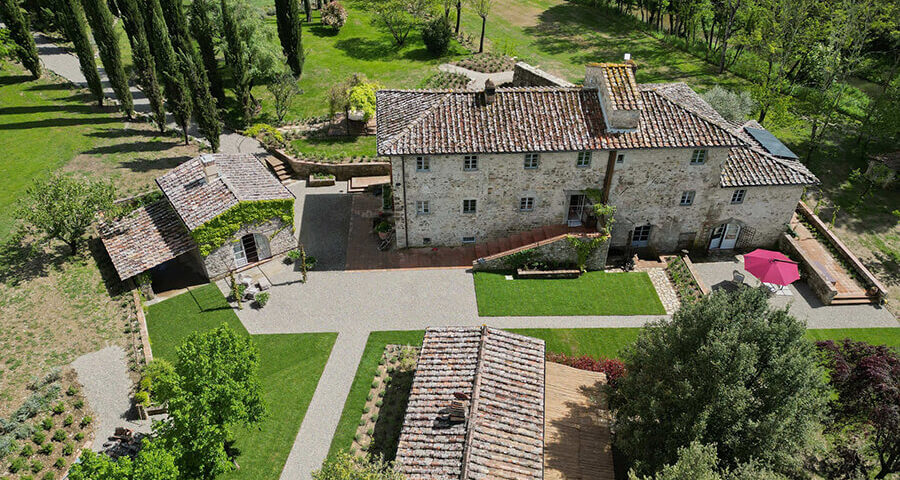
[473,271,667,316]
[0,63,118,239]
[290,135,377,160]
[327,327,900,456]
[145,284,337,480]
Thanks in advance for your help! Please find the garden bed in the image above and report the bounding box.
[349,345,418,461]
[516,268,582,279]
[0,369,94,480]
[665,255,704,304]
[421,71,470,90]
[308,173,336,187]
[452,53,515,73]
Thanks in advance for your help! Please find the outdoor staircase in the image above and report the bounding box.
[474,225,590,260]
[263,155,293,185]
[830,293,875,305]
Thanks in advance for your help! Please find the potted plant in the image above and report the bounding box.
[285,248,303,264]
[305,255,317,271]
[375,221,392,239]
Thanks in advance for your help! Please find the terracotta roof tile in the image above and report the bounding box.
[156,154,293,230]
[98,200,195,280]
[594,62,642,110]
[395,326,545,480]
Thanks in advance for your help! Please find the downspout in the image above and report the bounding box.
[601,150,617,203]
[401,156,409,248]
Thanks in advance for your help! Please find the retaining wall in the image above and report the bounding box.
[472,234,610,271]
[269,148,390,181]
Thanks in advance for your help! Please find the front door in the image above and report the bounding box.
[709,223,741,250]
[567,194,588,227]
[233,234,260,268]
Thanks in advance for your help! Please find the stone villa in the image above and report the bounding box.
[376,60,819,254]
[100,153,296,282]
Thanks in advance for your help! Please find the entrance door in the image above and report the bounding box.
[233,241,248,268]
[709,223,741,250]
[631,224,651,247]
[567,194,588,227]
[242,234,260,264]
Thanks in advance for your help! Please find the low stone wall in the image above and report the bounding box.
[795,201,886,301]
[473,234,610,271]
[269,148,390,181]
[512,62,575,87]
[780,233,838,305]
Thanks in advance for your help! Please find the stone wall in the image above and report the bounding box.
[391,147,803,252]
[472,234,610,271]
[511,62,575,87]
[269,148,390,181]
[202,217,297,279]
[779,233,838,305]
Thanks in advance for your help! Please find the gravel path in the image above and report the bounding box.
[438,63,514,90]
[71,346,150,451]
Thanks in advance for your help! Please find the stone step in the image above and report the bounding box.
[830,297,874,305]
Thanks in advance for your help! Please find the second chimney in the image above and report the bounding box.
[201,154,219,182]
[483,79,496,105]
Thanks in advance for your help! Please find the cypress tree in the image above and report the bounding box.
[158,0,221,151]
[82,0,134,117]
[219,0,250,120]
[143,0,191,143]
[190,0,224,103]
[0,0,42,77]
[274,0,304,77]
[117,0,165,130]
[54,0,103,104]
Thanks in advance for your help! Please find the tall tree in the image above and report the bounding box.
[189,0,225,102]
[221,0,281,123]
[469,0,492,53]
[302,0,310,22]
[0,0,42,77]
[159,0,221,150]
[220,0,250,121]
[143,0,192,143]
[82,0,134,117]
[454,0,461,33]
[609,288,827,476]
[53,0,103,105]
[117,0,166,130]
[362,0,430,46]
[274,0,304,76]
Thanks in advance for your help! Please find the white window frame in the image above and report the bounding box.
[524,153,540,170]
[415,156,430,172]
[520,197,535,212]
[461,236,476,244]
[462,199,477,214]
[632,225,652,246]
[680,190,695,206]
[690,149,707,165]
[731,189,746,204]
[576,151,592,168]
[416,200,430,214]
[616,153,625,164]
[463,155,478,171]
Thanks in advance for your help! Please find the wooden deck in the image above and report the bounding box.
[544,362,615,480]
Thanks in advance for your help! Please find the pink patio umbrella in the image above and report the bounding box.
[742,249,800,286]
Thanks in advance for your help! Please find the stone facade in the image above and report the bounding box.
[391,147,803,253]
[201,217,296,279]
[471,234,610,271]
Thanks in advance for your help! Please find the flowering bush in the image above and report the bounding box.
[546,352,626,385]
[321,1,348,31]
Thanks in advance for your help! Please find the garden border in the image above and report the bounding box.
[268,148,390,181]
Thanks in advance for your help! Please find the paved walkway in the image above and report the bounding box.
[438,63,514,90]
[32,32,261,155]
[71,346,150,451]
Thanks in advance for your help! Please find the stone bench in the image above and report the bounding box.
[516,269,582,279]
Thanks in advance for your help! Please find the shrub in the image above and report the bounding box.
[10,457,27,473]
[31,459,44,472]
[0,434,17,459]
[422,17,452,55]
[54,457,66,469]
[32,432,45,445]
[73,399,83,409]
[13,422,35,440]
[45,471,57,480]
[63,415,73,427]
[286,249,303,262]
[39,443,52,455]
[304,255,317,271]
[347,81,380,121]
[40,418,53,431]
[254,292,270,308]
[546,352,626,385]
[62,442,74,456]
[134,391,150,408]
[321,1,347,31]
[244,123,285,147]
[73,433,84,442]
[52,430,66,442]
[79,416,92,428]
[701,85,755,123]
[21,443,33,456]
[66,386,78,396]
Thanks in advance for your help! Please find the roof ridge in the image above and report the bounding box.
[380,92,454,151]
[459,325,489,480]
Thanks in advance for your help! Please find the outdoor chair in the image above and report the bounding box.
[732,270,745,286]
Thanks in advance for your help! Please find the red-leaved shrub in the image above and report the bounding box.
[547,352,626,386]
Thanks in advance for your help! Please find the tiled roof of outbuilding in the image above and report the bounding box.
[156,154,293,230]
[395,326,545,480]
[376,87,743,155]
[98,200,195,280]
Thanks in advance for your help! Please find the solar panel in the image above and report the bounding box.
[745,127,798,159]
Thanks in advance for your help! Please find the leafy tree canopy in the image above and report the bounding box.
[313,452,405,480]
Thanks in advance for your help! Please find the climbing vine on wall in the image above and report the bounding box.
[584,188,617,236]
[566,235,607,272]
[191,199,294,256]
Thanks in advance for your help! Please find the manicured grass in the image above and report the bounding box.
[473,271,666,316]
[327,330,425,458]
[145,284,337,480]
[510,328,642,357]
[804,328,900,349]
[290,135,377,160]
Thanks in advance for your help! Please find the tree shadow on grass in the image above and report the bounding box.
[118,155,194,173]
[0,74,34,86]
[310,23,340,37]
[85,127,174,140]
[334,37,400,61]
[81,139,183,156]
[0,233,67,285]
[369,369,414,462]
[0,115,121,130]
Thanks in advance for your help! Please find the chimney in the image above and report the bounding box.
[483,79,496,105]
[201,154,219,182]
[583,59,643,131]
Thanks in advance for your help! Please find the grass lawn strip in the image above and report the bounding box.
[328,327,900,456]
[474,271,666,316]
[145,284,337,480]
